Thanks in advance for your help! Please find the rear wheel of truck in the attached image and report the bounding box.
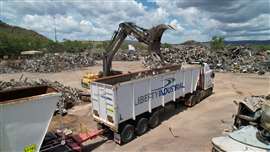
[148,111,160,128]
[120,124,135,143]
[135,118,148,136]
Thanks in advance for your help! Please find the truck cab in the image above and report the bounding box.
[202,63,215,90]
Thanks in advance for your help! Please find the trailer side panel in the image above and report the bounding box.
[115,67,200,124]
[116,84,133,123]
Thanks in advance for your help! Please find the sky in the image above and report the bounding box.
[0,0,269,43]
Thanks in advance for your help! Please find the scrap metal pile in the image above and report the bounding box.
[0,75,82,110]
[0,51,140,74]
[113,52,139,61]
[0,53,96,73]
[143,44,269,74]
[90,51,139,61]
[0,66,20,74]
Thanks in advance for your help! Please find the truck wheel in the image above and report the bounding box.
[120,124,135,143]
[185,94,196,107]
[149,111,160,128]
[135,118,148,136]
[185,91,201,107]
[207,87,213,96]
[97,123,104,130]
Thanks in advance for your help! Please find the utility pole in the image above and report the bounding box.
[0,0,3,20]
[53,15,57,42]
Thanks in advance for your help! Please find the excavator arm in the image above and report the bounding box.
[103,22,173,76]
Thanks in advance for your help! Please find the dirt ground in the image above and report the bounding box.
[0,61,144,89]
[1,61,270,152]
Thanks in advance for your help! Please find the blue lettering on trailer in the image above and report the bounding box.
[101,95,112,101]
[135,78,185,106]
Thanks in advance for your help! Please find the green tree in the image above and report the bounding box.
[120,42,128,50]
[210,36,225,50]
[0,33,8,55]
[162,43,172,48]
[96,41,109,50]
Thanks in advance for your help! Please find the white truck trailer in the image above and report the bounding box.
[90,63,214,144]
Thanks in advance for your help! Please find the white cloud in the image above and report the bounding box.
[1,0,269,42]
[156,0,270,41]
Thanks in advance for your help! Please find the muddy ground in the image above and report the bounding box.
[1,61,269,152]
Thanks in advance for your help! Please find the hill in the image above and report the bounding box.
[0,20,146,56]
[179,39,270,51]
[0,20,53,55]
[224,40,270,45]
[181,40,270,46]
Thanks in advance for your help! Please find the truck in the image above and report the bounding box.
[90,63,214,144]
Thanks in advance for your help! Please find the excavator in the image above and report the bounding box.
[81,22,173,88]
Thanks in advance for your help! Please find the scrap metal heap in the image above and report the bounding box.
[0,75,82,110]
[91,51,139,61]
[0,51,140,74]
[111,51,139,61]
[0,52,95,73]
[143,44,269,74]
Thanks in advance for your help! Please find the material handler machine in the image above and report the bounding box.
[102,22,173,76]
[81,22,173,88]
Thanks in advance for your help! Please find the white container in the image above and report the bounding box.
[0,86,60,152]
[90,64,214,131]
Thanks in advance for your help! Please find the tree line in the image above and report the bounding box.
[0,32,147,56]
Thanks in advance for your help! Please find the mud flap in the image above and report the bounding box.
[114,132,121,144]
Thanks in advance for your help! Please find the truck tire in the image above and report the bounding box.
[207,87,213,97]
[185,94,196,107]
[149,111,160,128]
[97,123,104,130]
[135,118,148,136]
[185,91,201,107]
[120,124,135,143]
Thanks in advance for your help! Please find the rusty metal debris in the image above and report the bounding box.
[0,51,141,74]
[168,127,179,138]
[91,51,139,61]
[234,95,270,129]
[0,66,20,74]
[0,53,95,73]
[143,44,270,74]
[0,75,82,111]
[113,52,139,61]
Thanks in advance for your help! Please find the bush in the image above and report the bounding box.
[210,36,225,51]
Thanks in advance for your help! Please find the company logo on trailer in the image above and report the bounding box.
[152,78,175,91]
[135,78,185,106]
